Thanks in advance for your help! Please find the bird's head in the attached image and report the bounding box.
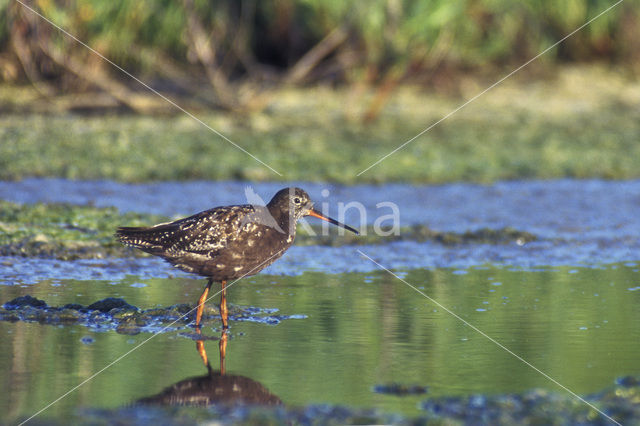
[268,187,359,234]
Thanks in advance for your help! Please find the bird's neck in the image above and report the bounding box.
[268,206,296,236]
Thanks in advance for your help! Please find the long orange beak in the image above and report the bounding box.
[307,209,359,235]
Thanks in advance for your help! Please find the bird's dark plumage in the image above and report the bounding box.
[115,187,358,328]
[117,188,313,280]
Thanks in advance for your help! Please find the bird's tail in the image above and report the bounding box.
[115,224,174,253]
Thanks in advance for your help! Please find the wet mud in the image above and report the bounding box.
[24,375,640,425]
[0,295,302,333]
[419,376,640,425]
[373,383,429,396]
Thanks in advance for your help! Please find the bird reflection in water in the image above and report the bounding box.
[136,329,281,407]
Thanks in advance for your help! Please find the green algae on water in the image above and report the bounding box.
[2,67,640,184]
[0,200,167,259]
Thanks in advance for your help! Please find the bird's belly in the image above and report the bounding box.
[172,236,293,281]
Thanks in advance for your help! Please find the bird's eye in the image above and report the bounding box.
[293,197,302,205]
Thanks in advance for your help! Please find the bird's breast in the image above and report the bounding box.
[193,225,295,280]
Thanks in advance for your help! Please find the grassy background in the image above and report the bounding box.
[2,0,638,85]
[1,2,638,184]
[1,66,638,183]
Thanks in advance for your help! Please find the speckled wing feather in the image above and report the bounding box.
[116,205,256,259]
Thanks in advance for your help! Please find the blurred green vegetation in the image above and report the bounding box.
[1,2,638,183]
[1,66,638,183]
[1,0,638,100]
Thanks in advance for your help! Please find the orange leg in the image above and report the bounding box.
[219,330,228,375]
[219,280,228,329]
[195,278,213,328]
[195,330,209,367]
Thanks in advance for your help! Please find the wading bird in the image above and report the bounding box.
[116,187,358,329]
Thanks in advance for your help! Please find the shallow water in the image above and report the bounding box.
[2,178,640,273]
[2,178,640,239]
[1,179,640,424]
[2,264,640,423]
